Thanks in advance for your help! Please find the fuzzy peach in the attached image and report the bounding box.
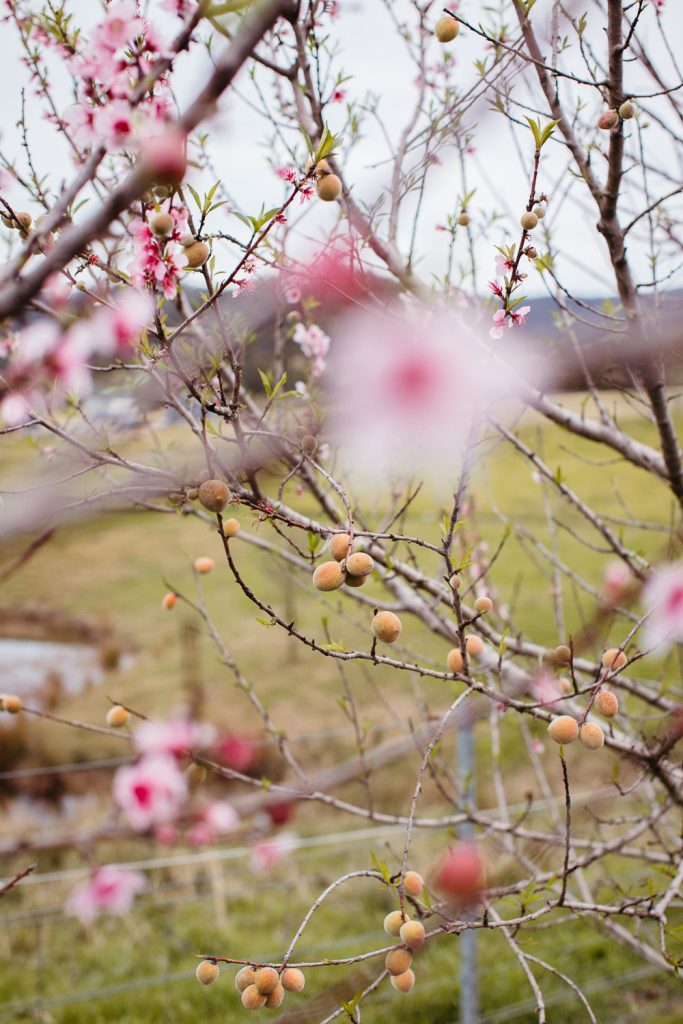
[547,715,578,745]
[384,910,406,936]
[595,690,619,718]
[385,948,413,976]
[447,648,464,674]
[197,479,231,513]
[194,557,214,574]
[330,533,352,561]
[196,960,220,985]
[554,644,572,664]
[399,920,426,950]
[242,985,267,1009]
[346,552,373,578]
[449,574,462,589]
[1,694,22,714]
[474,596,492,614]
[579,722,605,750]
[602,648,627,671]
[372,611,402,643]
[403,871,423,897]
[223,518,241,538]
[184,240,210,268]
[150,211,175,237]
[457,212,470,227]
[235,967,257,993]
[301,434,317,453]
[162,592,177,610]
[520,211,539,231]
[598,109,619,130]
[390,969,415,994]
[316,174,342,202]
[465,635,483,658]
[281,968,305,992]
[254,968,279,995]
[619,101,635,120]
[313,560,345,591]
[106,704,129,728]
[435,14,459,42]
[345,573,367,588]
[265,983,285,1008]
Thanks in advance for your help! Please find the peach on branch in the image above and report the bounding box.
[242,985,267,1009]
[198,479,231,513]
[106,704,130,728]
[399,920,426,950]
[313,560,345,591]
[281,968,305,992]
[383,910,406,936]
[553,644,572,664]
[184,240,210,268]
[449,573,462,589]
[532,204,546,219]
[520,211,539,231]
[447,648,463,674]
[196,960,220,985]
[465,635,483,658]
[224,518,241,538]
[619,101,635,120]
[579,722,605,750]
[1,694,22,713]
[265,984,285,1008]
[254,967,279,995]
[345,552,373,578]
[372,611,402,643]
[329,533,352,561]
[435,14,459,42]
[235,967,257,993]
[150,211,175,237]
[403,870,423,897]
[194,557,215,574]
[595,690,619,718]
[345,572,367,588]
[547,715,578,745]
[390,969,415,994]
[457,212,470,226]
[598,109,620,130]
[602,648,627,671]
[316,173,342,202]
[435,844,486,902]
[162,592,177,610]
[385,948,413,976]
[474,596,492,614]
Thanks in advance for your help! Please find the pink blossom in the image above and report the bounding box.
[0,392,34,426]
[602,560,632,603]
[162,0,198,15]
[189,801,239,845]
[331,89,346,103]
[489,280,503,298]
[495,254,514,277]
[134,718,215,758]
[62,104,97,148]
[530,673,563,707]
[113,753,188,830]
[275,166,296,182]
[66,865,145,923]
[91,2,144,55]
[489,308,509,340]
[42,274,73,308]
[216,733,255,772]
[98,290,153,353]
[284,285,301,304]
[249,833,297,874]
[642,562,683,651]
[530,738,544,754]
[293,323,330,378]
[93,100,135,150]
[510,305,531,327]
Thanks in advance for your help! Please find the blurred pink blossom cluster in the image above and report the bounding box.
[58,1,174,153]
[129,203,190,299]
[293,323,330,379]
[66,864,146,924]
[642,562,683,652]
[0,289,151,425]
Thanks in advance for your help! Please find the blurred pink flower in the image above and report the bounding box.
[42,274,73,308]
[530,673,563,707]
[602,560,632,603]
[189,801,239,845]
[66,865,145,923]
[215,733,255,772]
[489,308,508,340]
[643,562,683,651]
[134,718,215,758]
[249,833,297,874]
[113,753,188,830]
[293,323,330,378]
[91,1,144,55]
[495,254,514,277]
[510,305,531,327]
[93,100,135,150]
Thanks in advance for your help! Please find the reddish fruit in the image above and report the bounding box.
[194,557,214,574]
[267,801,295,826]
[281,968,305,992]
[403,871,423,897]
[162,592,177,610]
[435,844,486,903]
[598,109,619,130]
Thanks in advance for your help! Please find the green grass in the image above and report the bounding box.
[0,393,681,1022]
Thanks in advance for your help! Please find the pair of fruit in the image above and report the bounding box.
[312,551,374,591]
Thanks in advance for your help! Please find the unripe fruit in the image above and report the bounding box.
[457,212,470,227]
[254,968,279,995]
[474,596,492,614]
[312,560,345,591]
[150,211,175,237]
[330,533,352,561]
[345,572,367,588]
[346,552,373,578]
[194,557,214,574]
[235,967,257,993]
[598,109,619,130]
[449,574,462,589]
[265,983,285,1008]
[372,610,402,644]
[399,920,426,950]
[301,434,317,453]
[162,592,177,610]
[520,211,539,231]
[315,158,331,174]
[184,240,210,268]
[8,211,32,234]
[198,479,231,513]
[383,910,406,936]
[554,644,571,664]
[196,960,220,985]
[579,722,605,750]
[602,648,627,671]
[224,518,240,538]
[281,968,305,992]
[242,985,267,1009]
[595,690,619,718]
[316,174,342,202]
[187,487,199,500]
[547,715,578,745]
[106,704,130,728]
[619,101,635,120]
[385,948,413,976]
[140,129,187,187]
[465,635,483,658]
[435,844,486,902]
[1,694,22,714]
[435,14,459,42]
[390,969,415,994]
[403,870,423,897]
[447,648,463,674]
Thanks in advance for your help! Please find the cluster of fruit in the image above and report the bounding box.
[547,648,625,750]
[196,960,305,1010]
[381,870,427,994]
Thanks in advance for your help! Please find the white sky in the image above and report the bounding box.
[1,0,681,299]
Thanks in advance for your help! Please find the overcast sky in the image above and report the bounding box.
[1,0,681,300]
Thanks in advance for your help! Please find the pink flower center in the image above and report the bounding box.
[666,585,683,614]
[133,782,153,807]
[389,357,436,406]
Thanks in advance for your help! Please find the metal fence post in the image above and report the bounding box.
[457,721,479,1023]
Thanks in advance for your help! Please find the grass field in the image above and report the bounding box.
[0,394,681,1022]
